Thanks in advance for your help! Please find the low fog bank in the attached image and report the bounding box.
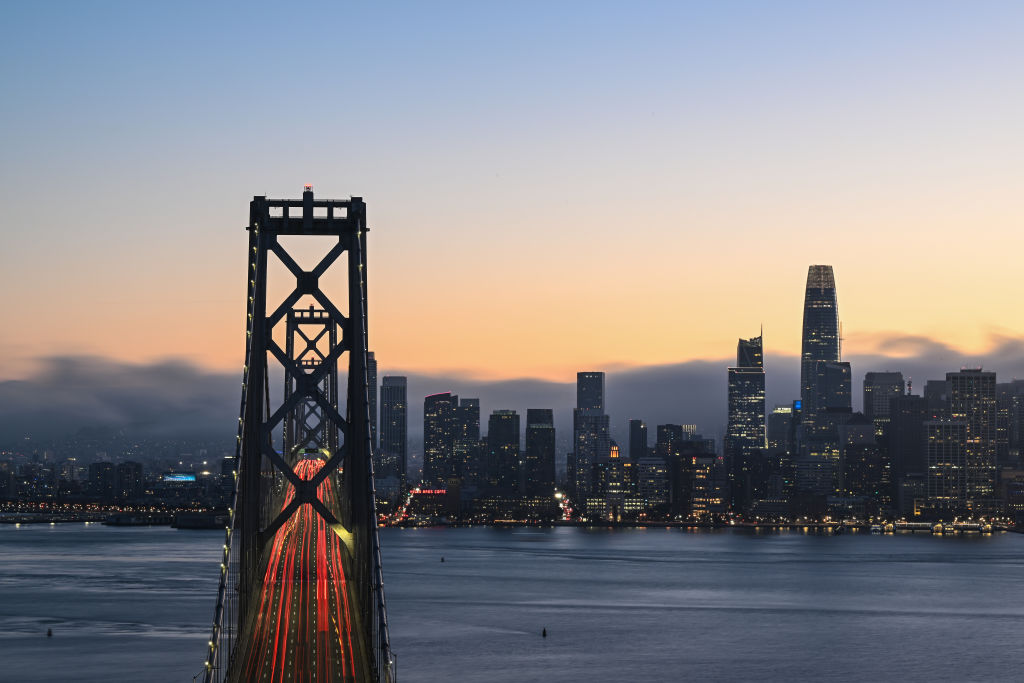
[4,336,1024,452]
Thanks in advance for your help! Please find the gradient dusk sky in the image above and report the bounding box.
[1,1,1022,381]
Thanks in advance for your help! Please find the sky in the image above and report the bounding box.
[2,1,1024,388]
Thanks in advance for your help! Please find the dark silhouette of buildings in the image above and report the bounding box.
[115,461,144,500]
[89,462,115,500]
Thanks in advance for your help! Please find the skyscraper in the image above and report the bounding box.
[924,380,951,416]
[863,371,905,434]
[810,360,852,480]
[815,361,852,416]
[889,393,931,480]
[655,424,686,456]
[367,351,378,448]
[577,372,605,412]
[794,266,849,497]
[573,371,610,499]
[525,409,556,497]
[799,265,840,442]
[454,398,481,479]
[926,420,967,510]
[726,334,766,511]
[995,380,1024,467]
[628,419,648,461]
[653,424,699,517]
[635,455,669,507]
[766,405,794,454]
[737,335,764,368]
[423,392,457,487]
[379,376,407,484]
[596,443,630,499]
[947,368,997,508]
[487,410,521,496]
[838,413,883,499]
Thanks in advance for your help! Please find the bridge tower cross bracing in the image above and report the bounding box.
[203,187,393,683]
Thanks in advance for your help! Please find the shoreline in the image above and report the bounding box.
[3,514,1012,535]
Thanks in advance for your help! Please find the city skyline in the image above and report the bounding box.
[4,4,1024,682]
[3,3,1024,381]
[7,329,1024,446]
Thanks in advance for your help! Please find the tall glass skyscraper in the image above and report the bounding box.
[947,368,997,509]
[800,265,841,441]
[863,371,905,436]
[379,376,407,484]
[737,335,764,369]
[726,334,766,511]
[577,372,605,412]
[423,392,457,486]
[628,419,648,461]
[525,409,556,496]
[487,409,521,496]
[573,371,610,499]
[454,398,481,480]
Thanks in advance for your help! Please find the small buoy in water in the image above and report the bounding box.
[542,628,547,638]
[47,628,52,638]
[440,557,445,563]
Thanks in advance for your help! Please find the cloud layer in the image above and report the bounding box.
[4,336,1024,455]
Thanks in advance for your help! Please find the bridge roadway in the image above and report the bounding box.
[228,459,373,682]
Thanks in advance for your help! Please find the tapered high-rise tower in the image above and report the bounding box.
[800,265,841,440]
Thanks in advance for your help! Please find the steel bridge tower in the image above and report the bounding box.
[203,187,393,683]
